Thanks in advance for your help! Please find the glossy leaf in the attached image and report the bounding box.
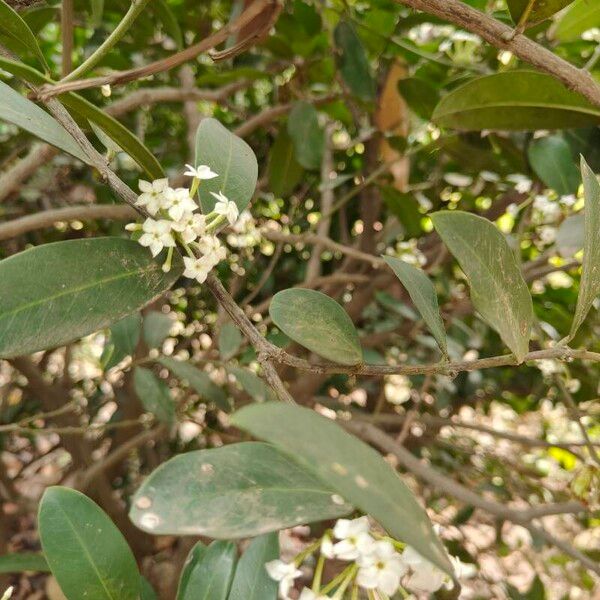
[570,158,600,338]
[143,311,174,348]
[287,102,324,170]
[553,0,600,41]
[0,0,48,70]
[0,238,182,359]
[334,20,375,101]
[528,135,580,195]
[0,553,49,573]
[176,541,236,600]
[431,211,533,362]
[269,289,363,365]
[0,80,87,162]
[507,0,573,26]
[39,487,139,600]
[432,71,600,131]
[129,442,352,538]
[268,129,304,196]
[383,257,447,355]
[134,367,175,425]
[219,321,243,360]
[159,356,230,411]
[228,366,275,403]
[176,543,206,600]
[195,118,258,213]
[228,534,279,600]
[231,404,453,575]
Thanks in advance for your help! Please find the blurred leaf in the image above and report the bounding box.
[334,19,375,101]
[398,77,439,120]
[507,0,573,26]
[0,553,49,573]
[433,71,600,131]
[268,129,304,196]
[431,211,533,362]
[287,101,324,170]
[103,313,141,370]
[569,158,600,338]
[380,187,423,237]
[39,487,139,600]
[507,574,546,599]
[90,0,104,25]
[528,135,580,195]
[130,442,351,537]
[219,321,243,360]
[140,577,158,600]
[0,238,181,359]
[228,533,279,600]
[134,367,175,425]
[556,213,584,257]
[159,356,230,411]
[383,257,447,355]
[152,0,183,49]
[195,118,258,213]
[553,0,600,41]
[232,403,453,575]
[228,366,275,403]
[143,311,174,349]
[269,289,363,365]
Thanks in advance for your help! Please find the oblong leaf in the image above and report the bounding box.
[553,0,600,41]
[383,257,447,356]
[269,289,363,365]
[0,238,182,358]
[228,534,279,600]
[39,487,139,600]
[570,158,600,338]
[432,71,600,131]
[0,553,49,574]
[268,129,304,197]
[195,118,258,214]
[129,442,352,538]
[0,80,87,162]
[143,311,174,348]
[431,211,533,362]
[176,542,206,600]
[133,367,175,425]
[231,404,453,576]
[103,312,141,369]
[527,135,580,196]
[228,366,275,403]
[287,101,324,170]
[508,0,573,26]
[0,0,48,70]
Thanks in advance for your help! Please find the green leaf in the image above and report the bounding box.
[507,574,546,600]
[176,543,206,600]
[0,56,164,180]
[152,0,183,49]
[0,553,49,573]
[231,404,453,575]
[219,321,243,360]
[129,442,352,538]
[90,0,104,25]
[103,313,141,370]
[143,311,174,349]
[194,118,258,214]
[0,238,182,359]
[380,186,423,238]
[431,211,533,362]
[383,257,447,355]
[507,0,573,26]
[228,534,279,600]
[528,135,580,195]
[0,0,49,71]
[159,356,230,411]
[398,77,439,121]
[287,102,324,170]
[228,366,275,403]
[269,289,363,365]
[0,80,88,162]
[556,213,584,258]
[268,129,304,197]
[569,158,600,338]
[553,0,600,41]
[39,487,139,600]
[334,20,375,101]
[432,71,600,131]
[134,367,175,425]
[176,541,236,600]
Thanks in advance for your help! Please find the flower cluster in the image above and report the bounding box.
[265,517,471,599]
[127,165,241,283]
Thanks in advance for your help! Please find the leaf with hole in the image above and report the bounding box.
[431,211,533,362]
[195,118,258,214]
[231,404,453,575]
[0,238,182,359]
[527,135,580,195]
[383,257,447,356]
[129,442,352,538]
[269,289,362,365]
[432,71,600,131]
[134,367,175,425]
[39,487,139,600]
[569,158,600,339]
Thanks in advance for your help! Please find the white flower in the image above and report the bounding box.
[298,589,328,600]
[184,164,219,180]
[356,540,407,596]
[1,587,14,600]
[197,235,227,265]
[136,178,170,215]
[138,218,176,257]
[402,546,447,594]
[171,212,207,243]
[332,516,375,560]
[211,191,239,225]
[320,534,335,559]
[183,256,212,283]
[164,187,198,221]
[265,560,302,599]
